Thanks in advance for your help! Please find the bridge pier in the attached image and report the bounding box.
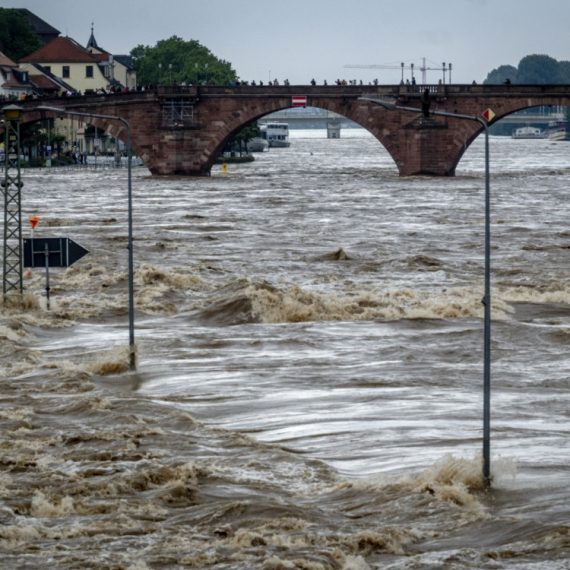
[396,115,457,176]
[326,120,341,139]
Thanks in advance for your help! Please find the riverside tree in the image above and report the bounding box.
[484,54,570,84]
[0,8,43,61]
[130,36,238,86]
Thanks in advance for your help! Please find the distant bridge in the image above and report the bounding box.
[258,111,349,124]
[498,112,564,125]
[6,83,570,176]
[258,110,358,138]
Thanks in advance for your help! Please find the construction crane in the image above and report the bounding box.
[344,58,452,85]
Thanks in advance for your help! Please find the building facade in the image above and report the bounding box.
[19,29,136,155]
[0,51,32,100]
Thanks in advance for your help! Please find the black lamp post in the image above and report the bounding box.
[359,95,492,486]
[38,105,136,371]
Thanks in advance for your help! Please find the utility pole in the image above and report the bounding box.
[46,118,52,168]
[2,104,24,304]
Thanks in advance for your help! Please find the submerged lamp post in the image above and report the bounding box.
[359,95,492,486]
[38,106,136,371]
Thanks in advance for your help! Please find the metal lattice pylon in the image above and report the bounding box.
[2,117,23,302]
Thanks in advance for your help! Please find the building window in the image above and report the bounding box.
[86,65,93,78]
[62,66,70,78]
[44,66,51,73]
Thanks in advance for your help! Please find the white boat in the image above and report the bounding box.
[247,137,269,152]
[511,126,547,139]
[261,123,290,148]
[548,120,570,141]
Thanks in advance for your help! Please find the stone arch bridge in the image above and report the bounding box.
[8,84,570,176]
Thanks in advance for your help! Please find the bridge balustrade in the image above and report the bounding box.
[157,85,197,97]
[399,84,442,94]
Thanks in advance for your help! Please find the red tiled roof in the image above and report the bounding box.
[1,69,25,88]
[20,36,99,64]
[0,51,17,67]
[30,75,59,89]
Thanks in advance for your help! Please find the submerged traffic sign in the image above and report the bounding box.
[23,237,89,268]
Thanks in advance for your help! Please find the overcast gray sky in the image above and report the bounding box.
[5,0,569,84]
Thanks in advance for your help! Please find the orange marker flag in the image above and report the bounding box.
[28,216,40,229]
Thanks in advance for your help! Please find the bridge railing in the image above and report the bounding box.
[157,85,197,97]
[399,84,442,94]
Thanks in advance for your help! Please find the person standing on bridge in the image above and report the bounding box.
[421,88,431,118]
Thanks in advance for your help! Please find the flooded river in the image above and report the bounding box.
[2,129,570,568]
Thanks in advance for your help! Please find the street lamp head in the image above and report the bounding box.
[3,104,24,120]
[358,97,396,110]
[37,105,65,114]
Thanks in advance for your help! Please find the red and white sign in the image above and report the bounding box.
[292,96,307,107]
[28,216,40,229]
[482,108,495,122]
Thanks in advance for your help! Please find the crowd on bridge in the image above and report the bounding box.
[0,83,160,102]
[0,76,491,105]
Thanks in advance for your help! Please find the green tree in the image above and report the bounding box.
[557,60,570,83]
[517,54,565,84]
[484,55,570,85]
[229,122,261,155]
[130,36,238,86]
[0,9,43,61]
[483,64,518,85]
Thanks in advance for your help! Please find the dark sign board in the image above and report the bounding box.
[23,237,89,268]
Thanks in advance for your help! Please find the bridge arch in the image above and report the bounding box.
[443,95,570,176]
[202,100,397,175]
